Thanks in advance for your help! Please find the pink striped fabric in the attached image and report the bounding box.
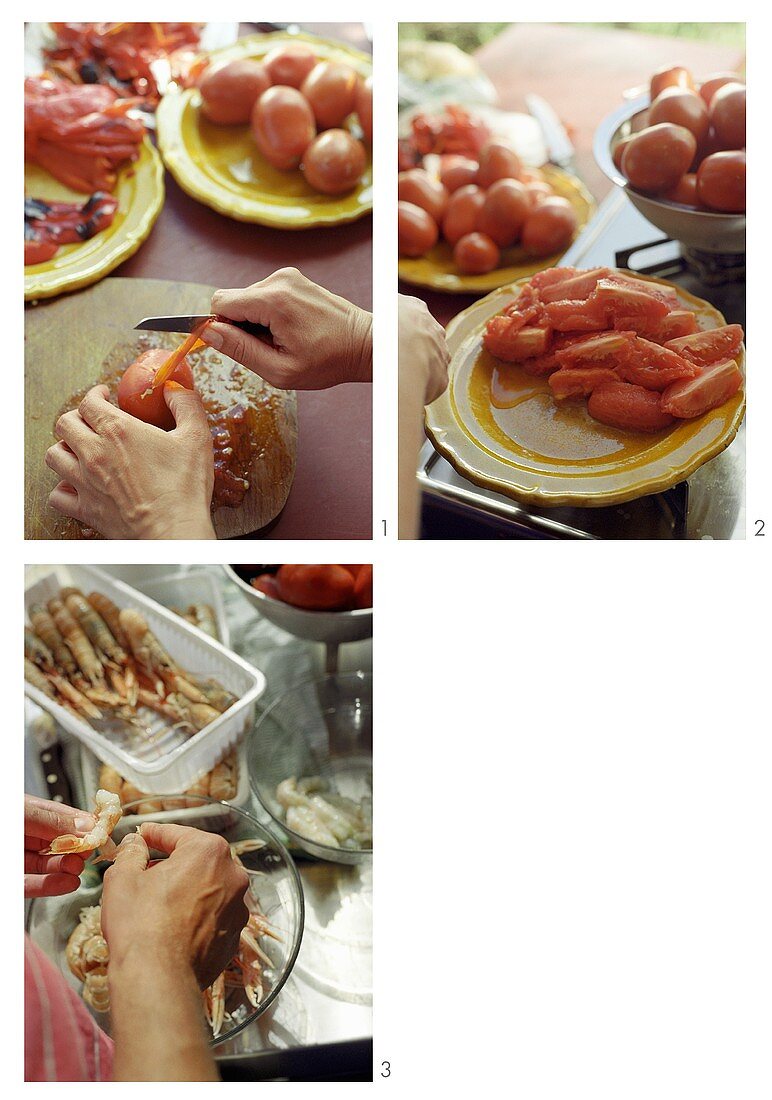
[25,934,114,1081]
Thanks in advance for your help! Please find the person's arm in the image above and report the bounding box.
[398,295,450,539]
[46,382,216,540]
[101,825,249,1082]
[202,267,373,389]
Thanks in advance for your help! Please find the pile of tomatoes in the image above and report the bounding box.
[398,141,578,275]
[244,564,372,612]
[198,43,371,196]
[614,65,745,213]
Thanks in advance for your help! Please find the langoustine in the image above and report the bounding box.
[46,788,122,857]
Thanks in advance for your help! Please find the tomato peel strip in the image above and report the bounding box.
[148,317,214,393]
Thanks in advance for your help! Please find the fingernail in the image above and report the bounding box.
[75,815,94,831]
[204,325,223,350]
[120,832,139,845]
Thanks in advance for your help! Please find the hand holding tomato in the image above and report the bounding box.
[202,268,372,390]
[46,383,216,539]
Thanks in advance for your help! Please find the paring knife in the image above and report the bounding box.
[135,315,273,344]
[525,93,575,170]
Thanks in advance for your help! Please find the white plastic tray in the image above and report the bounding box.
[24,566,265,793]
[80,740,250,827]
[122,569,230,648]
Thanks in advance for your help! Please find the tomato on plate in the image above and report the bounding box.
[302,130,366,194]
[397,169,448,224]
[442,184,485,246]
[199,60,271,125]
[453,232,500,274]
[588,381,675,432]
[251,86,315,169]
[439,155,479,194]
[477,178,529,247]
[398,201,438,257]
[476,142,522,188]
[661,358,743,418]
[264,43,318,88]
[521,197,577,257]
[117,349,194,430]
[355,75,373,144]
[301,61,358,129]
[482,320,550,361]
[664,324,744,366]
[549,367,619,400]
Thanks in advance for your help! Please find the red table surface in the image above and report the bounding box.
[122,22,372,539]
[401,22,745,327]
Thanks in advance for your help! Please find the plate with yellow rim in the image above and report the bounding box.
[156,32,372,229]
[398,165,595,294]
[425,272,746,508]
[24,137,164,302]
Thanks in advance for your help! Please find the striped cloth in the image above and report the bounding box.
[25,934,114,1081]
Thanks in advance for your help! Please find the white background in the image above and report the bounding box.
[14,4,770,1097]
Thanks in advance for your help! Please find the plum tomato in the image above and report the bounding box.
[662,172,698,207]
[699,73,743,108]
[355,74,373,143]
[199,60,271,125]
[476,142,522,188]
[353,564,373,609]
[709,82,745,149]
[397,168,448,224]
[612,136,632,172]
[275,564,355,610]
[439,155,479,193]
[301,62,358,129]
[661,358,743,419]
[521,197,578,257]
[398,201,439,257]
[648,87,709,144]
[117,348,194,431]
[525,181,554,208]
[620,123,696,194]
[302,129,366,194]
[477,178,530,247]
[251,573,280,599]
[263,43,317,88]
[650,65,694,100]
[441,184,485,246]
[453,232,500,275]
[588,381,675,433]
[251,86,315,169]
[696,151,745,212]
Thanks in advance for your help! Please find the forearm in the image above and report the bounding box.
[110,946,217,1081]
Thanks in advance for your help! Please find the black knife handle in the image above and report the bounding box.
[39,742,74,806]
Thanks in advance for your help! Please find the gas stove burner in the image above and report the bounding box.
[680,245,745,286]
[615,237,746,287]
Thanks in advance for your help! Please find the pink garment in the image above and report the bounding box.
[25,933,114,1081]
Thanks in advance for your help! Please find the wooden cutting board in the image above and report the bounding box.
[25,277,297,539]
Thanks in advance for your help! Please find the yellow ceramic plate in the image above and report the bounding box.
[156,32,372,228]
[425,273,745,508]
[399,165,595,293]
[24,138,164,302]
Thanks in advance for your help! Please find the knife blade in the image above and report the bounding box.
[525,93,575,169]
[135,315,273,344]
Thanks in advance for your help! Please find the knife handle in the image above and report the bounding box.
[229,318,274,344]
[39,742,74,806]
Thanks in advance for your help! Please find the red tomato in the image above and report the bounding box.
[612,136,632,172]
[519,167,545,184]
[263,43,317,88]
[441,184,485,246]
[439,156,479,193]
[477,178,530,246]
[648,88,709,144]
[251,574,280,599]
[661,358,743,418]
[251,86,315,169]
[476,143,522,188]
[354,564,372,609]
[453,232,500,274]
[117,349,194,431]
[276,565,355,610]
[620,124,696,194]
[588,382,675,433]
[524,181,554,208]
[521,197,578,257]
[398,201,438,257]
[302,130,366,194]
[355,75,373,143]
[709,82,745,149]
[665,324,744,366]
[301,62,358,129]
[397,169,448,224]
[662,172,698,207]
[200,60,271,125]
[696,151,745,212]
[650,65,694,100]
[699,73,743,108]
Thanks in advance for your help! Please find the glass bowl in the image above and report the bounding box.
[248,672,373,865]
[594,95,745,254]
[25,796,304,1047]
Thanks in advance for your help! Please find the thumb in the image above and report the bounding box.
[202,320,287,386]
[106,831,149,881]
[164,381,208,433]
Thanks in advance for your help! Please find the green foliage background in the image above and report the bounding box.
[399,23,746,53]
